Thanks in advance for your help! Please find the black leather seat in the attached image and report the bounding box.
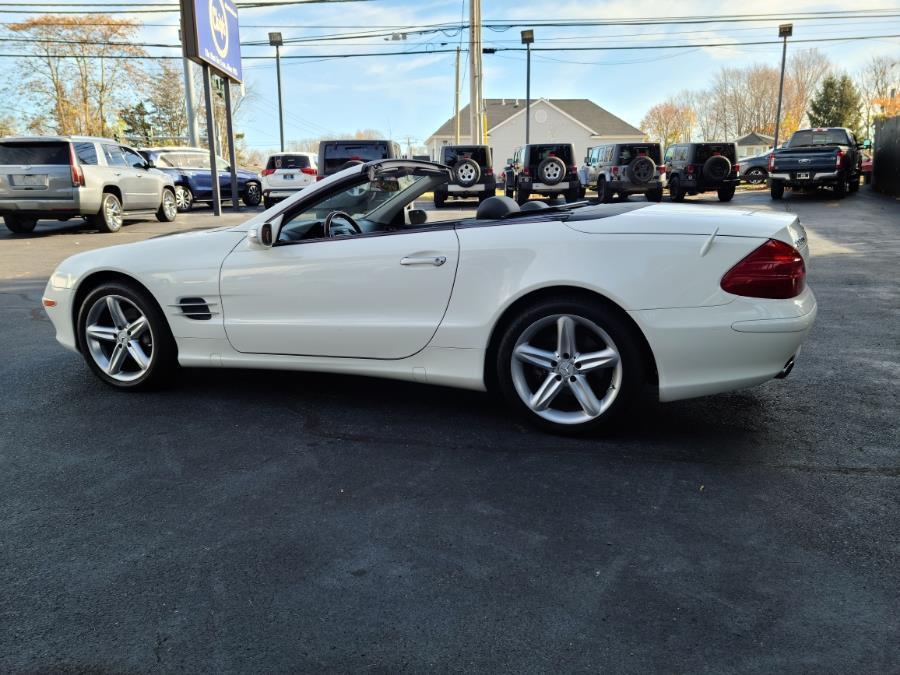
[476,195,520,220]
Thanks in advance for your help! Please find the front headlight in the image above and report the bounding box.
[50,271,75,290]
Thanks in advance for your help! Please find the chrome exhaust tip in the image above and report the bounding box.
[775,356,796,379]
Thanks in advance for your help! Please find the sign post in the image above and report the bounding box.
[179,0,243,215]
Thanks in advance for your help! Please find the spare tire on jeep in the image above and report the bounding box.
[453,158,481,187]
[627,156,656,184]
[537,156,566,185]
[703,155,731,181]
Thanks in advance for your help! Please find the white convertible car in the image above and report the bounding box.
[43,159,816,434]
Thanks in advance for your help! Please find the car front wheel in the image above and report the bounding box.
[156,188,177,222]
[174,185,193,211]
[77,281,177,390]
[495,298,645,435]
[3,215,37,234]
[242,182,262,207]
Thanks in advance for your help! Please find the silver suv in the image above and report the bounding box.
[0,136,177,234]
[580,142,663,203]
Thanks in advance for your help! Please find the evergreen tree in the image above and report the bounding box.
[119,102,154,146]
[807,74,862,135]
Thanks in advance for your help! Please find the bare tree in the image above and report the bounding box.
[858,55,898,139]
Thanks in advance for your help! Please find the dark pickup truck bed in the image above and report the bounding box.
[769,127,862,200]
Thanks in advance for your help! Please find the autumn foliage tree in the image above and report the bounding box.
[640,101,694,149]
[7,16,147,136]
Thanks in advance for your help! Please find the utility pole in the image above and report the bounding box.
[202,66,221,216]
[454,46,461,144]
[178,29,199,146]
[773,23,793,151]
[269,32,285,152]
[468,0,483,145]
[521,30,534,146]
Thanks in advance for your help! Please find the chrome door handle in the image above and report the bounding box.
[400,256,446,267]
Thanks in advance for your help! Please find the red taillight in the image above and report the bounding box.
[523,167,530,176]
[301,167,317,175]
[768,153,775,171]
[261,168,275,176]
[686,164,695,174]
[659,165,666,173]
[836,149,844,168]
[612,166,619,176]
[721,239,805,299]
[568,165,577,174]
[484,167,493,176]
[734,163,741,173]
[69,144,84,187]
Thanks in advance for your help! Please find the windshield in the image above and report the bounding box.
[788,129,851,147]
[322,142,391,174]
[156,152,230,169]
[278,170,443,242]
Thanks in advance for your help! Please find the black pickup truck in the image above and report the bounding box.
[768,127,865,199]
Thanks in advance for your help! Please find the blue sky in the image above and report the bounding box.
[2,0,899,151]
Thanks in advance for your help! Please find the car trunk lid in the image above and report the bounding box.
[0,141,75,203]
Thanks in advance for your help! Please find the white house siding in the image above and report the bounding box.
[428,100,644,170]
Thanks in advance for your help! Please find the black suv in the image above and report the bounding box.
[317,139,402,178]
[433,144,496,207]
[664,142,740,202]
[504,143,581,204]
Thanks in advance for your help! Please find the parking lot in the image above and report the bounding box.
[1,189,898,671]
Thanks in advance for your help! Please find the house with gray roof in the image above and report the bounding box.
[425,98,645,169]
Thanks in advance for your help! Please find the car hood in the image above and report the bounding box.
[49,226,246,291]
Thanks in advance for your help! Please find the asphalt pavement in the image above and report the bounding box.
[1,190,898,672]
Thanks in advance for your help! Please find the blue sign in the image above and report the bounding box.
[181,0,243,82]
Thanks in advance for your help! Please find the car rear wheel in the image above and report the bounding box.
[515,186,530,205]
[833,177,848,198]
[495,298,645,435]
[717,185,736,202]
[174,185,193,212]
[433,191,446,208]
[770,181,785,200]
[596,177,612,203]
[77,281,177,390]
[242,182,262,207]
[645,187,663,202]
[156,188,177,222]
[849,173,860,193]
[669,177,685,202]
[3,215,37,234]
[90,192,123,233]
[745,167,768,185]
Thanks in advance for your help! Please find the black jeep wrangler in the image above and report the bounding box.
[433,145,496,207]
[664,142,740,202]
[504,143,581,204]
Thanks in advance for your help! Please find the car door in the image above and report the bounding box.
[120,145,159,209]
[219,169,460,359]
[100,144,141,209]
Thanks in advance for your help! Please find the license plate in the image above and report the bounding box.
[283,174,294,180]
[13,174,47,187]
[796,172,810,180]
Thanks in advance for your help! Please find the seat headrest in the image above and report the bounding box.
[520,200,550,211]
[476,195,521,220]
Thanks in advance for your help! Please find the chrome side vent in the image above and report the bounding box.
[170,297,218,320]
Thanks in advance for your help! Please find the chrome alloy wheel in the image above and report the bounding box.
[511,314,622,425]
[542,162,562,182]
[457,163,477,183]
[104,195,123,230]
[84,295,154,382]
[174,185,192,210]
[162,189,177,219]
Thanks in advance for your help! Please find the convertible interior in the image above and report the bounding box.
[275,164,647,244]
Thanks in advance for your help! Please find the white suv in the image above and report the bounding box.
[261,152,317,208]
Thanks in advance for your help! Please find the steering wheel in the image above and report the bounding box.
[323,210,362,237]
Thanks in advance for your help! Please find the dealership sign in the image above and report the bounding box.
[180,0,243,82]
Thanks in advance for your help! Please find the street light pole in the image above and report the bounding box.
[773,23,793,151]
[269,32,285,152]
[521,29,534,146]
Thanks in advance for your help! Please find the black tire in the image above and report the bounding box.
[494,296,646,435]
[76,280,177,391]
[515,186,530,206]
[263,196,274,209]
[242,181,262,207]
[744,167,768,185]
[669,177,685,202]
[770,181,785,200]
[627,156,656,184]
[645,187,663,202]
[433,191,446,208]
[596,177,612,203]
[156,188,177,222]
[3,215,37,234]
[703,155,731,181]
[849,173,860,193]
[717,185,736,202]
[864,173,872,185]
[564,186,581,203]
[833,177,848,199]
[174,185,193,212]
[505,184,515,199]
[537,157,566,186]
[89,191,123,233]
[453,158,481,187]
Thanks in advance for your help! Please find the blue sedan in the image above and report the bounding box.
[139,147,262,211]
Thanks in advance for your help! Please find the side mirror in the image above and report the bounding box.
[408,208,427,226]
[145,160,155,169]
[584,156,590,164]
[247,214,283,248]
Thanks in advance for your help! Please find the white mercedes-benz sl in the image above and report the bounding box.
[43,159,816,434]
